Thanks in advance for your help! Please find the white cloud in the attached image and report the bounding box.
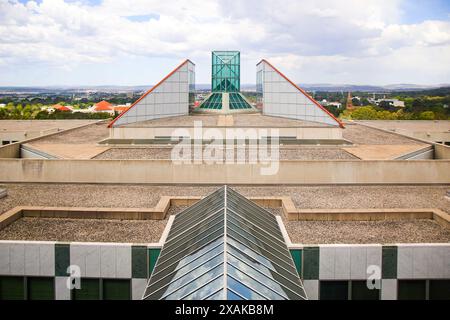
[0,0,449,85]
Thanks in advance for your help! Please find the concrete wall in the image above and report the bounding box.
[0,142,20,159]
[435,143,450,159]
[0,240,161,300]
[109,126,343,140]
[0,159,448,184]
[296,243,450,300]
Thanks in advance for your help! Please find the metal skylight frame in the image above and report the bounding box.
[143,186,307,300]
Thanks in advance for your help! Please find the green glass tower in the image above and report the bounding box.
[211,51,240,92]
[199,51,255,112]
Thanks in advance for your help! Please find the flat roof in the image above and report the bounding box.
[356,120,450,133]
[20,117,429,160]
[121,114,332,128]
[284,218,450,244]
[1,184,449,217]
[93,146,358,160]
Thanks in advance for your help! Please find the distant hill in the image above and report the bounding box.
[1,83,449,94]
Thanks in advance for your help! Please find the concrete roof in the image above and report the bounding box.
[121,113,332,128]
[356,120,450,133]
[0,120,99,132]
[20,117,429,160]
[1,183,448,216]
[0,184,448,243]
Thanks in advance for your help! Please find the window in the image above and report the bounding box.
[429,280,450,300]
[1,141,9,145]
[398,280,426,300]
[320,281,348,300]
[0,276,24,300]
[351,281,379,300]
[102,279,131,300]
[27,277,54,300]
[72,278,100,300]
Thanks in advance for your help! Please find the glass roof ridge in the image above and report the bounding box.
[143,185,307,300]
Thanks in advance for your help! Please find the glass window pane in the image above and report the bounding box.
[72,278,100,300]
[227,276,265,300]
[157,253,223,299]
[183,276,224,300]
[0,276,24,300]
[163,264,223,300]
[398,280,426,300]
[103,279,130,300]
[351,281,379,300]
[228,265,285,300]
[148,242,224,296]
[227,290,244,300]
[27,277,54,300]
[429,280,450,300]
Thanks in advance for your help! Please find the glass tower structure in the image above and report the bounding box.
[211,51,240,92]
[199,51,253,112]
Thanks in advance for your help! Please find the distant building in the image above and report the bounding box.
[368,98,405,108]
[92,100,113,112]
[53,104,72,112]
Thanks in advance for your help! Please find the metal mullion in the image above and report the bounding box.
[227,263,287,300]
[228,210,290,255]
[227,273,269,300]
[228,234,300,283]
[228,249,304,300]
[228,208,288,250]
[227,287,248,300]
[155,221,224,270]
[161,263,223,300]
[180,274,223,300]
[160,216,223,263]
[228,242,306,298]
[226,193,279,229]
[163,209,224,253]
[166,207,224,246]
[170,196,224,233]
[170,205,223,240]
[147,242,224,294]
[151,231,223,280]
[228,226,295,278]
[226,194,279,230]
[202,288,224,300]
[147,251,223,299]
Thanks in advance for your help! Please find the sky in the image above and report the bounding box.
[0,0,449,86]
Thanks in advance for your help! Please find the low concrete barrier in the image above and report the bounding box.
[0,158,449,185]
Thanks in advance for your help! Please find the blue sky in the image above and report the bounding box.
[1,0,449,86]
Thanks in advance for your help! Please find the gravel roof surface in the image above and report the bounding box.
[93,147,357,160]
[1,184,449,215]
[342,123,424,145]
[28,122,109,145]
[284,219,450,244]
[0,205,184,243]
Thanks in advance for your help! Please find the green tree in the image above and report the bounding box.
[419,111,435,120]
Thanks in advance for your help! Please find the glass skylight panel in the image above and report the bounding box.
[143,186,307,300]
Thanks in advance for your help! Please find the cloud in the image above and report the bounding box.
[0,0,449,85]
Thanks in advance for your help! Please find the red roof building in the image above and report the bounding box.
[53,104,72,112]
[93,100,113,111]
